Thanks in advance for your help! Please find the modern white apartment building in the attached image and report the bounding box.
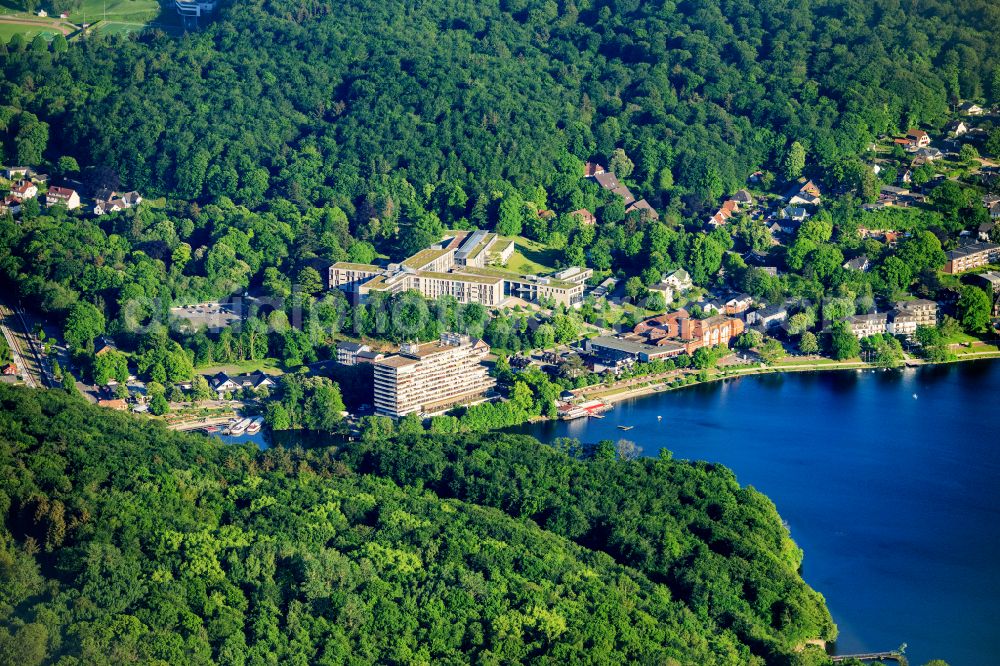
[373,333,495,417]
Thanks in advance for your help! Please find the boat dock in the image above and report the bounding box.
[831,652,904,663]
[557,399,611,421]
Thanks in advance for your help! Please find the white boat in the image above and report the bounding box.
[245,416,264,435]
[229,417,252,435]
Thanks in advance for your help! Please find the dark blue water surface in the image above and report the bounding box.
[513,361,1000,666]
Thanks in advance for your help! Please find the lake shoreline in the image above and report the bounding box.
[570,350,1000,410]
[513,358,1000,664]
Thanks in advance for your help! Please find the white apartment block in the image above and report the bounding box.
[373,333,495,417]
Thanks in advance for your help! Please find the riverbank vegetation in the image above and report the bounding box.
[0,384,838,665]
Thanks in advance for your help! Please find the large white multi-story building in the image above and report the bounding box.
[373,333,494,417]
[328,230,586,308]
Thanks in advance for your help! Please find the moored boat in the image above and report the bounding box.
[229,417,252,435]
[245,416,264,435]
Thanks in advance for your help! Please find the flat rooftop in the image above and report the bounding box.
[459,266,579,290]
[946,242,1000,260]
[374,355,420,369]
[332,262,383,272]
[415,270,504,285]
[402,247,453,269]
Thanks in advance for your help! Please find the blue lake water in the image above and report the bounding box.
[512,361,1000,666]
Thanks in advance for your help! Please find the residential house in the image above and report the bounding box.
[959,102,984,116]
[784,179,822,205]
[693,299,722,315]
[913,146,943,162]
[905,128,931,149]
[45,186,81,210]
[979,222,996,242]
[944,120,968,136]
[647,281,674,306]
[893,299,938,328]
[780,206,808,228]
[942,241,1000,274]
[723,294,753,315]
[94,337,118,356]
[2,363,17,376]
[707,199,739,228]
[10,180,38,201]
[356,349,386,364]
[843,255,871,272]
[747,304,788,328]
[570,208,597,226]
[209,370,276,395]
[583,162,606,177]
[662,268,693,293]
[336,341,371,366]
[626,198,659,220]
[848,313,890,338]
[991,203,1000,221]
[3,167,29,180]
[732,189,754,206]
[94,190,143,216]
[0,196,21,216]
[593,171,636,205]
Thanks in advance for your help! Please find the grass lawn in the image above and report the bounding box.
[0,23,61,41]
[954,344,999,355]
[198,359,285,377]
[68,0,161,24]
[942,330,979,345]
[502,236,560,274]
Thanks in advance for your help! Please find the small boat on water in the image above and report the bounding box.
[657,415,662,421]
[204,425,221,434]
[245,416,264,435]
[229,418,252,435]
[617,425,634,431]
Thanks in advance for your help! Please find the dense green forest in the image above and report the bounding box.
[1,0,999,367]
[2,0,999,213]
[0,385,836,664]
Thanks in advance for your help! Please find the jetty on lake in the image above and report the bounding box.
[831,651,905,664]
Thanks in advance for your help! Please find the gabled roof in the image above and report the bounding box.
[593,172,621,190]
[47,186,77,198]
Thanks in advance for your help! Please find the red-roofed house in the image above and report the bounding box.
[570,208,597,226]
[707,199,739,227]
[10,180,37,201]
[905,129,930,149]
[584,162,606,177]
[45,186,81,210]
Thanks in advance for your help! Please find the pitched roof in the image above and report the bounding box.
[593,172,621,190]
[47,186,77,198]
